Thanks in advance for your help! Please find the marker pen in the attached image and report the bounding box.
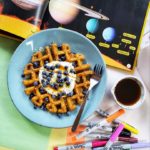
[121,142,150,149]
[87,134,138,143]
[54,140,107,150]
[92,142,150,150]
[96,109,139,134]
[81,123,131,137]
[104,123,124,149]
[73,109,125,140]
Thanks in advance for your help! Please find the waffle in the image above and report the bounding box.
[22,43,93,114]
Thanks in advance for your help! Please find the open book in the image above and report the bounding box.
[0,0,149,72]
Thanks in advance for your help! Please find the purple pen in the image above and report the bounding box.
[93,142,150,150]
[104,123,124,150]
[122,142,150,149]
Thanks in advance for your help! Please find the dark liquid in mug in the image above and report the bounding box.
[114,78,141,106]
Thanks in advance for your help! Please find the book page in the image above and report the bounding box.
[41,0,150,72]
[0,0,49,38]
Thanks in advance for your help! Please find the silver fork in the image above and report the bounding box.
[71,64,103,132]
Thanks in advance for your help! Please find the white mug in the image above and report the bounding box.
[111,76,146,110]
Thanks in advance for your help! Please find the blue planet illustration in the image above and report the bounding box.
[86,19,99,33]
[102,27,116,42]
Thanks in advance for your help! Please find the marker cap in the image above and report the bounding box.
[54,147,58,150]
[122,122,139,134]
[106,109,125,123]
[132,142,150,149]
[92,140,107,148]
[118,137,138,143]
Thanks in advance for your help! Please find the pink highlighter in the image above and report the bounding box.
[104,123,124,150]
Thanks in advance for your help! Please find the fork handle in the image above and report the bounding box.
[71,99,87,132]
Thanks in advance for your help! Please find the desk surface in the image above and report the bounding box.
[0,36,149,150]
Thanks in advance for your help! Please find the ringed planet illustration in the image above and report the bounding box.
[49,0,109,25]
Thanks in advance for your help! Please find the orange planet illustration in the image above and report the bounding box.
[12,0,45,10]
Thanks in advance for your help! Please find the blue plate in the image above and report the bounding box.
[7,28,107,128]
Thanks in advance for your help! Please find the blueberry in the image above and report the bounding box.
[42,71,46,76]
[42,81,47,87]
[47,66,51,70]
[42,106,47,111]
[57,70,62,74]
[44,64,48,69]
[72,62,77,67]
[33,81,39,86]
[57,79,61,83]
[47,77,51,81]
[82,89,88,95]
[42,75,47,79]
[64,66,68,70]
[57,78,64,83]
[57,74,62,78]
[64,71,68,75]
[40,104,47,111]
[50,66,55,70]
[33,105,37,109]
[64,76,69,81]
[56,113,62,118]
[44,60,49,64]
[70,69,74,73]
[66,81,70,86]
[50,83,54,88]
[33,61,40,68]
[21,74,25,78]
[29,93,35,99]
[39,87,46,94]
[54,83,59,90]
[59,78,64,83]
[55,64,60,68]
[66,112,70,116]
[59,83,63,87]
[52,95,56,99]
[41,79,45,83]
[62,91,66,95]
[58,45,62,50]
[57,93,62,99]
[49,72,54,77]
[60,56,66,61]
[44,97,49,102]
[67,91,73,97]
[46,80,50,85]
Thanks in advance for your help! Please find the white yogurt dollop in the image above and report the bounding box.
[39,61,76,96]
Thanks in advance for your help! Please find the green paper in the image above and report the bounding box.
[0,37,51,150]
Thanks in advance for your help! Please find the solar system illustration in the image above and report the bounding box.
[42,0,150,71]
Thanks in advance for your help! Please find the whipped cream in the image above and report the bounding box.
[39,61,76,96]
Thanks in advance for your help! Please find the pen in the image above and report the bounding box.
[81,123,131,137]
[54,140,107,150]
[122,142,150,149]
[104,123,124,149]
[87,134,138,143]
[96,109,139,134]
[92,142,150,150]
[73,109,125,140]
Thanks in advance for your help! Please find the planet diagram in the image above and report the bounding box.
[86,20,116,43]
